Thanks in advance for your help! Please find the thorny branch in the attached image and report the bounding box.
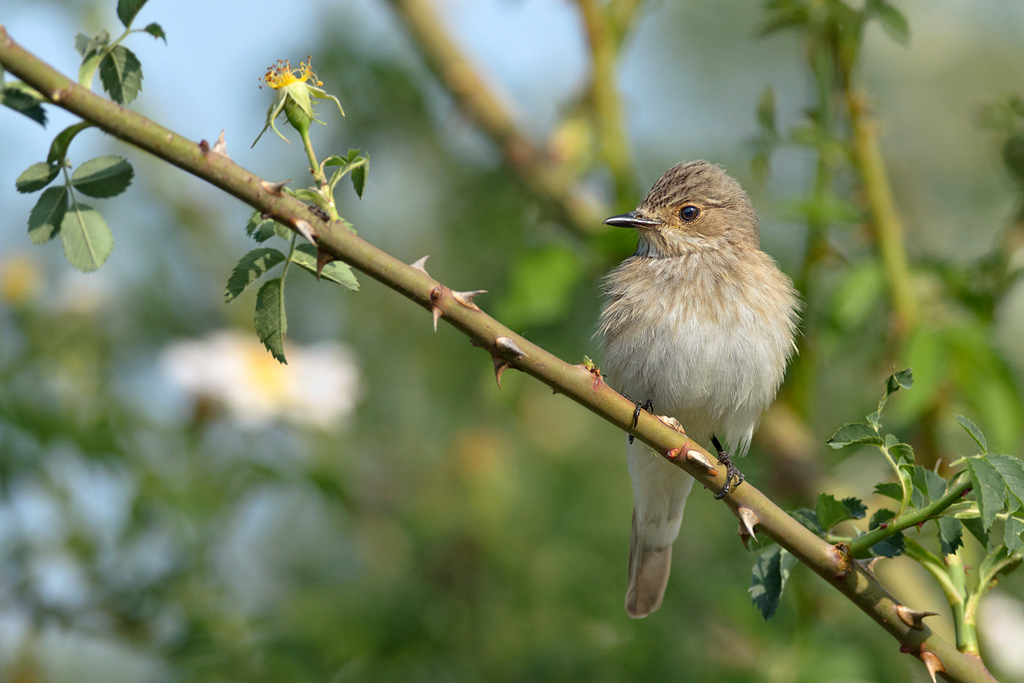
[0,25,997,683]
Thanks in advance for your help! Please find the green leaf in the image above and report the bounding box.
[749,545,796,621]
[117,0,149,27]
[815,494,866,532]
[966,456,1005,533]
[75,31,109,89]
[910,466,947,507]
[16,162,59,193]
[826,422,882,448]
[325,149,369,198]
[351,156,368,198]
[244,212,286,243]
[142,22,166,42]
[1,82,48,126]
[27,185,68,244]
[48,121,95,164]
[292,244,359,290]
[875,4,910,45]
[224,248,286,302]
[71,155,134,198]
[889,440,915,465]
[956,415,989,454]
[989,454,1024,511]
[937,517,963,555]
[961,515,990,550]
[885,368,914,395]
[874,482,903,500]
[99,46,143,105]
[60,203,113,272]
[254,277,287,363]
[1004,517,1024,553]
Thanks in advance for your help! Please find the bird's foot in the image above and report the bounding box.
[624,396,654,444]
[711,435,745,500]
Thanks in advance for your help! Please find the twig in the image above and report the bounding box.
[0,26,997,683]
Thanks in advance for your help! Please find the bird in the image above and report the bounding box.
[597,160,800,618]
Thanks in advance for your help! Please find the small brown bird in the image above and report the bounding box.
[598,160,800,618]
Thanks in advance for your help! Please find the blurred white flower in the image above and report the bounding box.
[160,330,360,429]
[979,590,1024,679]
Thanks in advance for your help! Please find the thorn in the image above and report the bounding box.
[316,248,335,279]
[432,306,442,332]
[452,289,487,311]
[212,129,229,158]
[896,605,938,630]
[494,336,525,358]
[428,287,444,332]
[656,415,686,434]
[198,139,210,153]
[737,507,760,550]
[292,218,317,242]
[411,255,430,274]
[666,446,683,460]
[492,355,513,388]
[260,178,290,195]
[919,649,945,683]
[685,450,718,476]
[855,556,883,577]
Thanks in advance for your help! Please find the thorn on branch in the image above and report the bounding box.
[492,355,513,389]
[895,605,938,630]
[198,139,210,153]
[316,248,334,279]
[685,449,718,476]
[919,649,946,683]
[656,415,686,434]
[411,255,430,275]
[829,543,852,580]
[452,289,487,311]
[855,556,882,577]
[429,287,443,332]
[737,507,760,550]
[212,130,229,158]
[260,178,290,195]
[494,336,524,358]
[292,218,317,243]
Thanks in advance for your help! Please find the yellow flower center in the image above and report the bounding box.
[262,57,323,89]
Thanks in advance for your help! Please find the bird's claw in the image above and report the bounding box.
[711,435,745,500]
[624,396,654,444]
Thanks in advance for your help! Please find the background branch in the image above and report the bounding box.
[0,26,999,683]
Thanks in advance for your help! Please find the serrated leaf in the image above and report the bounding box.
[71,155,133,198]
[957,415,989,454]
[874,482,903,500]
[989,454,1024,511]
[48,121,95,164]
[815,494,865,532]
[749,545,796,621]
[60,203,113,272]
[885,368,914,394]
[910,466,947,507]
[352,159,367,198]
[99,46,143,105]
[28,185,68,244]
[937,517,964,555]
[16,162,59,193]
[292,244,359,290]
[1,82,48,126]
[889,440,915,465]
[224,248,286,302]
[966,456,1005,533]
[75,31,109,58]
[1004,517,1024,553]
[254,277,287,363]
[244,212,282,243]
[143,22,166,42]
[117,0,148,27]
[875,4,910,45]
[826,422,882,448]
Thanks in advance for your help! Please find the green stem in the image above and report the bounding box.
[848,476,971,556]
[945,551,976,654]
[300,129,325,188]
[963,550,1023,656]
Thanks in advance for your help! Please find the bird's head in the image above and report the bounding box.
[604,160,760,257]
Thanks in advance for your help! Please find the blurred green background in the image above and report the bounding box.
[2,1,1024,681]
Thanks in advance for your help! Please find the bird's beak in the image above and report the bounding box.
[603,211,663,230]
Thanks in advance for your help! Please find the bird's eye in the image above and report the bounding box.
[679,205,701,222]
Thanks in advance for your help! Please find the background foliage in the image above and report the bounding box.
[2,0,1024,681]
